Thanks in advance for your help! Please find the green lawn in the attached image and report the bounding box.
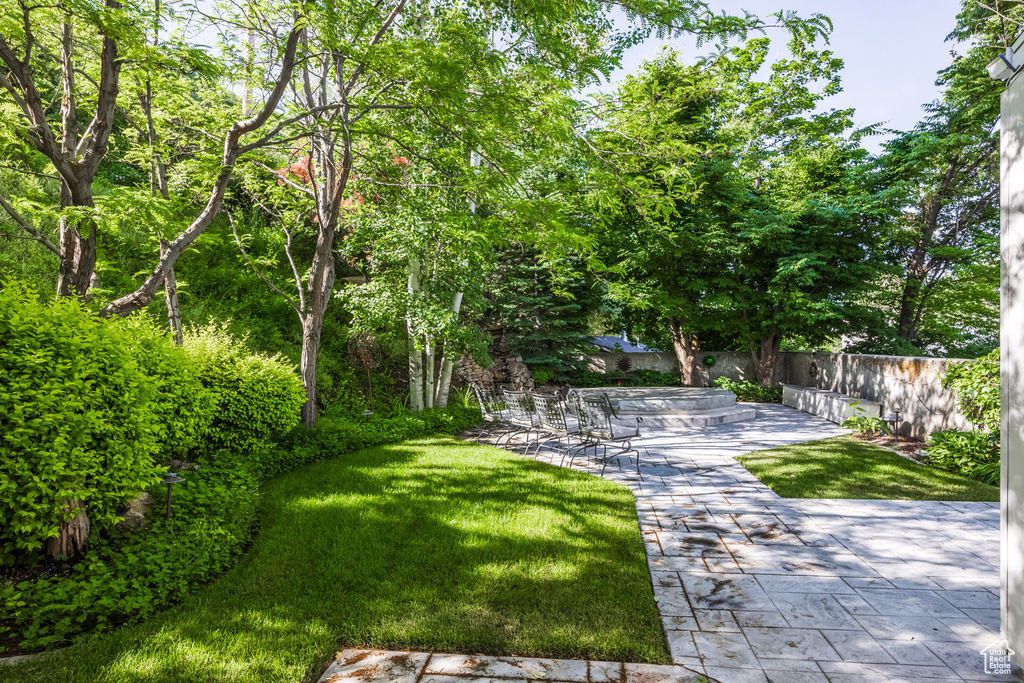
[737,436,1000,502]
[0,436,667,683]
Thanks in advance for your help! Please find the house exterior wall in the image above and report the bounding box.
[998,54,1024,662]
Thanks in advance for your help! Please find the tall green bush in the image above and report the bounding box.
[182,324,306,453]
[0,282,164,564]
[118,316,217,458]
[943,350,1000,432]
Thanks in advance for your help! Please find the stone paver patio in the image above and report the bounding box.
[317,404,1015,683]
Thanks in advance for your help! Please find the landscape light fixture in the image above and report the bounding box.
[162,472,185,518]
[882,406,902,439]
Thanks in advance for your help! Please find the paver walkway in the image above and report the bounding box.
[520,404,1011,683]
[316,404,1014,683]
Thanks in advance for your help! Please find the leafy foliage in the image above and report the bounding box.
[181,324,306,453]
[713,377,782,403]
[943,350,1000,433]
[0,282,164,564]
[927,430,1000,486]
[1,406,482,651]
[842,414,890,436]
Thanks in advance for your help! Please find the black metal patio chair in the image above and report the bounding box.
[496,389,540,452]
[565,391,647,480]
[527,391,582,458]
[469,381,510,439]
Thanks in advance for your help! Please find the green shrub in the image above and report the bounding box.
[842,414,889,435]
[1,405,482,651]
[182,324,307,452]
[634,369,679,386]
[570,371,609,388]
[118,315,217,458]
[943,350,1000,433]
[927,430,1000,485]
[713,377,782,403]
[530,365,555,386]
[1,456,258,650]
[0,282,165,564]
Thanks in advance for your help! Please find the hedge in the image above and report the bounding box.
[1,406,483,651]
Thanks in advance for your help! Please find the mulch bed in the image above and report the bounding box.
[850,431,929,462]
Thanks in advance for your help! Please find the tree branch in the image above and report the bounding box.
[0,190,59,256]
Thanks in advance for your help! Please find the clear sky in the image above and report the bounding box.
[607,0,966,154]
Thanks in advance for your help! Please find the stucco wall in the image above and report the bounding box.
[783,353,973,440]
[583,350,974,439]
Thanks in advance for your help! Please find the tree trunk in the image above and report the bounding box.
[299,224,336,427]
[751,334,782,386]
[667,316,699,385]
[46,498,90,560]
[56,182,98,299]
[160,239,183,345]
[424,340,435,409]
[434,291,464,408]
[407,259,424,412]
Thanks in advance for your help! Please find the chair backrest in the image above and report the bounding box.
[576,393,614,440]
[470,382,504,422]
[503,389,535,428]
[531,392,570,434]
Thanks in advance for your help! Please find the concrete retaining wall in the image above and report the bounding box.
[583,350,975,439]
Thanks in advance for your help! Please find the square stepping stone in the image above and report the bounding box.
[424,655,588,681]
[319,650,429,683]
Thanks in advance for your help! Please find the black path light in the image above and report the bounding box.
[162,472,185,518]
[881,405,902,439]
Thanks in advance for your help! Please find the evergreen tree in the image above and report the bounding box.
[488,247,600,381]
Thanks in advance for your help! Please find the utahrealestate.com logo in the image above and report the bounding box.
[980,639,1015,675]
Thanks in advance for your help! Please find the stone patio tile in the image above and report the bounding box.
[652,572,681,589]
[680,574,776,611]
[692,631,761,669]
[853,588,965,618]
[832,593,878,616]
[725,543,878,577]
[960,607,1001,631]
[761,671,828,683]
[842,576,894,590]
[656,593,695,617]
[672,657,704,676]
[684,522,744,536]
[666,631,699,660]
[754,574,856,595]
[878,639,945,666]
[662,616,699,631]
[928,575,999,591]
[853,615,962,641]
[622,662,709,683]
[938,590,999,610]
[819,629,895,663]
[649,556,711,573]
[816,661,960,679]
[655,531,731,557]
[692,609,740,632]
[924,639,1017,680]
[319,650,430,683]
[589,661,622,683]
[741,627,841,661]
[703,556,743,573]
[938,615,1000,643]
[768,593,861,630]
[702,666,768,682]
[733,610,789,628]
[755,658,823,671]
[424,655,588,681]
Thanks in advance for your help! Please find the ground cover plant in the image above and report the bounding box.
[737,436,999,501]
[0,436,668,683]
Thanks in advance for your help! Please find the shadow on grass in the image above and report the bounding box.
[1,436,667,683]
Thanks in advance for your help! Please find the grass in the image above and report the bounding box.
[736,436,1000,502]
[0,436,667,683]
